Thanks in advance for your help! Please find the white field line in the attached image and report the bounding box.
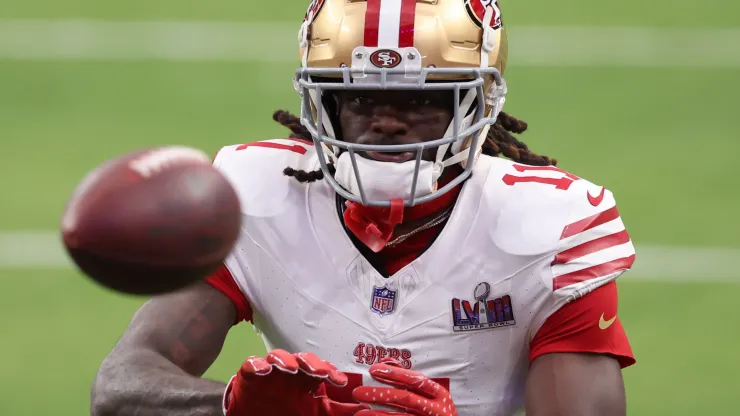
[0,230,736,283]
[0,19,739,67]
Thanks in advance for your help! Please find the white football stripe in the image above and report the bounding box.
[377,0,403,48]
[551,241,636,277]
[0,20,738,67]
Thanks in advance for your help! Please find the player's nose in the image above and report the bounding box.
[370,108,409,138]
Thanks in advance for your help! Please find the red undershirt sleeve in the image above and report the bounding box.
[204,264,253,324]
[529,281,635,369]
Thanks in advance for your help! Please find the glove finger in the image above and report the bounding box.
[266,349,300,374]
[239,356,272,377]
[295,351,330,376]
[368,363,444,399]
[296,352,348,387]
[325,365,349,387]
[352,386,429,416]
[378,358,403,367]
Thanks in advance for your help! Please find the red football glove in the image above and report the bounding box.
[352,359,458,416]
[224,349,370,416]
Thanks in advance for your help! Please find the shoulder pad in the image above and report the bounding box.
[550,175,635,299]
[213,138,319,218]
[483,159,635,296]
[483,159,590,256]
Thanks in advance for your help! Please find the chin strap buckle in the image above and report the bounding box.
[343,199,404,252]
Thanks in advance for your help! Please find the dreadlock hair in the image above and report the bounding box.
[274,109,556,184]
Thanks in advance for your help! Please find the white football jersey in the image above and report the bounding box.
[213,139,636,416]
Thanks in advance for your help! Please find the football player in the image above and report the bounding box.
[91,0,636,415]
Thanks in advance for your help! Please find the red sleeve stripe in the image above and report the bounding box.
[553,254,636,290]
[553,229,631,265]
[236,142,307,155]
[205,265,253,324]
[560,205,620,240]
[529,281,635,369]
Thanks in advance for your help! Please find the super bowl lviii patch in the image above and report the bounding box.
[451,282,515,332]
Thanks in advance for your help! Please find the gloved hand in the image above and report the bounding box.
[352,359,458,416]
[224,349,370,416]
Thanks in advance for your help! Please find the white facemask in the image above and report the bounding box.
[334,152,444,202]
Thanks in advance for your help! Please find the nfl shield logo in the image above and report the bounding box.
[371,286,397,316]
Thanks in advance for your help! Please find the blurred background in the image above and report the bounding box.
[1,0,738,414]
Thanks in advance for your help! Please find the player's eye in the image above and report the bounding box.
[352,96,374,106]
[409,99,432,106]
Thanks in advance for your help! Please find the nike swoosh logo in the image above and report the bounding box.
[587,187,606,206]
[599,313,617,330]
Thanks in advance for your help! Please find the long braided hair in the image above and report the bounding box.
[275,109,557,183]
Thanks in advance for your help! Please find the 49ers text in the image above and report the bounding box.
[353,343,412,369]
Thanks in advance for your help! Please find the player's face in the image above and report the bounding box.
[336,90,454,162]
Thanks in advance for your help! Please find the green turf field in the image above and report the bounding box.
[1,0,738,415]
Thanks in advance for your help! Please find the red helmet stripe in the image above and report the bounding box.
[364,0,381,46]
[398,0,417,47]
[364,0,417,48]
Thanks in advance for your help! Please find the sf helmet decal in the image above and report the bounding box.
[304,0,326,23]
[369,49,403,68]
[465,0,503,29]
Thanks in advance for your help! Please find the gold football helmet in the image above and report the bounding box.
[294,0,509,206]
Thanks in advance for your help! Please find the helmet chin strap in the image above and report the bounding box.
[304,89,339,162]
[434,4,503,171]
[434,89,477,166]
[480,6,496,69]
[441,123,491,168]
[300,13,339,163]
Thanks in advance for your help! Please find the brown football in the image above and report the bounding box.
[61,146,242,295]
